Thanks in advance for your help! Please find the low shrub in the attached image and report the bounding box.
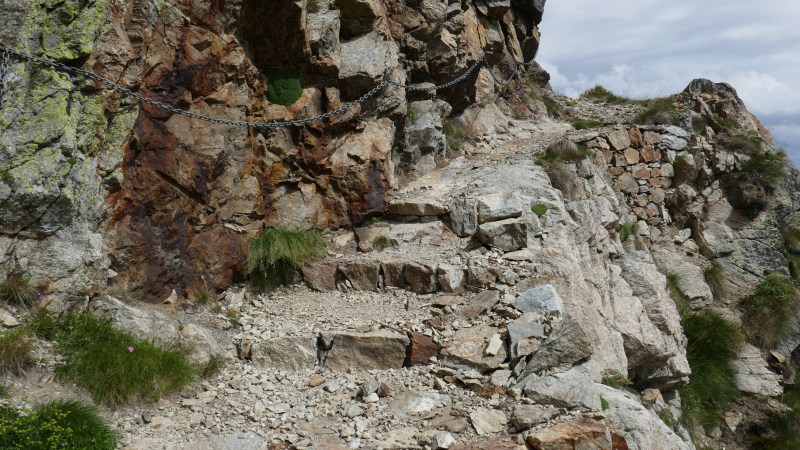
[740,273,798,347]
[266,69,303,106]
[247,228,325,290]
[0,328,33,375]
[703,261,726,299]
[0,273,36,306]
[680,310,743,429]
[55,313,198,407]
[531,204,549,217]
[200,355,224,378]
[372,235,393,251]
[632,97,678,125]
[539,139,592,164]
[580,85,631,104]
[0,399,116,449]
[443,119,468,151]
[572,118,610,130]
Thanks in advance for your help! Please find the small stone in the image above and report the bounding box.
[142,413,152,424]
[306,375,326,387]
[163,289,178,304]
[490,369,512,387]
[469,407,507,435]
[623,148,640,165]
[641,388,663,403]
[364,393,380,403]
[485,333,503,356]
[431,430,456,449]
[360,379,380,397]
[377,383,391,398]
[324,382,341,393]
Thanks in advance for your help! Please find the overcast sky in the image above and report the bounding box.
[537,0,800,166]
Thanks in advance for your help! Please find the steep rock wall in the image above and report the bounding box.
[0,0,546,301]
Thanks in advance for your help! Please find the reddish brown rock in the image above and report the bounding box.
[628,127,643,148]
[338,260,381,291]
[405,262,439,293]
[633,164,650,179]
[381,258,406,288]
[450,435,527,450]
[601,149,613,164]
[527,418,612,450]
[608,167,625,176]
[623,148,640,165]
[405,332,438,366]
[321,330,409,371]
[650,167,661,177]
[650,178,664,188]
[459,290,500,319]
[612,434,630,450]
[304,260,339,291]
[641,145,661,162]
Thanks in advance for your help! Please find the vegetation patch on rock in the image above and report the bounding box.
[247,228,325,290]
[266,69,304,106]
[740,273,799,347]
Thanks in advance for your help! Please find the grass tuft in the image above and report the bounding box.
[372,235,393,251]
[247,228,325,291]
[632,97,679,125]
[703,261,726,299]
[27,307,59,341]
[55,313,198,408]
[580,85,631,104]
[266,69,303,106]
[739,151,788,187]
[619,222,636,242]
[0,399,116,449]
[602,372,633,389]
[443,118,468,151]
[406,104,419,123]
[306,0,321,12]
[572,118,611,130]
[0,328,34,375]
[722,132,763,155]
[200,355,224,378]
[740,273,798,347]
[680,310,743,429]
[531,204,548,217]
[0,273,37,306]
[752,374,800,449]
[194,291,211,304]
[539,139,592,164]
[0,384,8,398]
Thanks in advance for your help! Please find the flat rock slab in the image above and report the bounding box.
[526,418,611,450]
[441,324,508,372]
[321,330,409,371]
[469,407,508,435]
[513,285,563,316]
[251,336,318,370]
[732,343,783,397]
[520,364,601,410]
[406,332,438,366]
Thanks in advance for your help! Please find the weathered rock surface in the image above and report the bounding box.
[320,330,410,371]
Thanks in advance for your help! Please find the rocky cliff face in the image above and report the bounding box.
[0,0,545,302]
[2,1,800,450]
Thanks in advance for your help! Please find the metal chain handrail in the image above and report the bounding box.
[0,44,535,127]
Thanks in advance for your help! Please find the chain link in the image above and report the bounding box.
[0,45,536,128]
[0,49,10,107]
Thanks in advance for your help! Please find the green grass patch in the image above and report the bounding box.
[194,291,211,304]
[572,117,611,130]
[740,151,787,187]
[580,85,631,104]
[602,372,633,389]
[247,228,325,291]
[740,273,798,347]
[600,395,609,411]
[55,313,198,408]
[722,132,764,155]
[0,328,33,376]
[619,222,636,242]
[703,261,726,299]
[680,310,743,429]
[531,204,549,217]
[372,235,393,251]
[541,97,563,116]
[406,104,419,123]
[266,69,303,106]
[27,308,59,341]
[0,399,116,449]
[539,139,592,164]
[443,118,468,151]
[0,273,36,306]
[632,97,679,125]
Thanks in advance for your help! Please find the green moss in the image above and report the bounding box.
[266,69,304,106]
[531,204,549,217]
[600,396,609,411]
